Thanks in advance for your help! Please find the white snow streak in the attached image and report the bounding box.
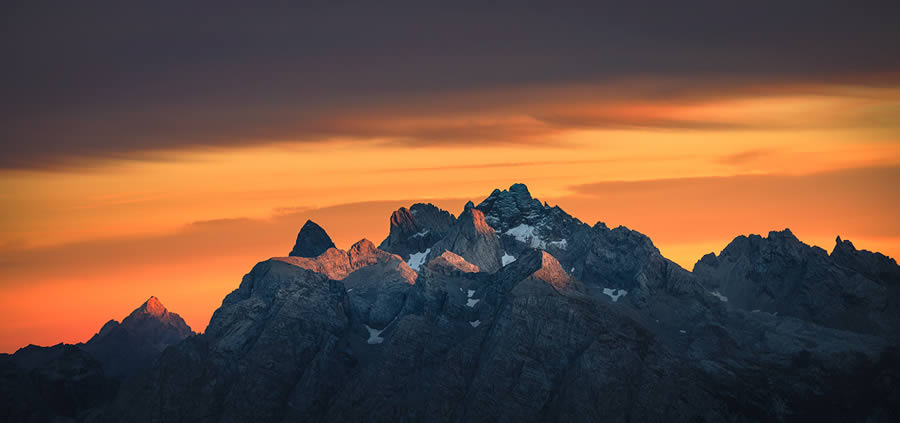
[602,288,628,302]
[407,248,431,271]
[505,224,546,249]
[708,290,729,302]
[365,325,385,344]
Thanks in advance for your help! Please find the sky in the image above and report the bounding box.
[2,2,900,353]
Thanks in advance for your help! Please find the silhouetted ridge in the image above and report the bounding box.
[11,183,900,423]
[289,220,336,258]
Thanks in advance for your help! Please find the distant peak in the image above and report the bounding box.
[290,220,336,258]
[136,296,167,318]
[350,238,377,254]
[460,207,495,234]
[832,235,857,255]
[509,183,531,195]
[768,228,797,240]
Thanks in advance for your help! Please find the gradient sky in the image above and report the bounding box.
[2,2,900,353]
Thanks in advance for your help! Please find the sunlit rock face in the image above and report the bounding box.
[24,183,897,423]
[379,203,456,262]
[425,207,504,273]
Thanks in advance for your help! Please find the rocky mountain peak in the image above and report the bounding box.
[719,228,820,261]
[289,220,336,258]
[81,297,194,378]
[476,183,547,232]
[832,235,855,254]
[425,207,503,272]
[134,296,167,318]
[425,251,480,275]
[379,203,455,261]
[505,249,580,294]
[389,207,416,232]
[122,297,192,335]
[831,235,900,286]
[461,207,494,235]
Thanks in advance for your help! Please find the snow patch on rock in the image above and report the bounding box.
[602,288,628,302]
[709,290,728,302]
[549,239,568,250]
[505,224,546,249]
[501,252,517,266]
[365,325,385,344]
[407,248,431,271]
[469,320,481,328]
[466,298,480,307]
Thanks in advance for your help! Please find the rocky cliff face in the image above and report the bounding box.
[425,207,504,273]
[378,203,456,262]
[10,183,900,422]
[81,296,194,378]
[693,229,900,336]
[475,183,592,273]
[289,219,336,258]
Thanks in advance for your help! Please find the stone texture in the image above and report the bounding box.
[693,229,899,336]
[9,184,900,423]
[81,296,194,378]
[289,219,336,258]
[378,203,456,261]
[426,207,503,272]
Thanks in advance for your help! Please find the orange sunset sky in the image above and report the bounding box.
[2,3,900,353]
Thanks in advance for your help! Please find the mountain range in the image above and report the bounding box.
[2,183,898,422]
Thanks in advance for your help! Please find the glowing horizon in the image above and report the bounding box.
[3,3,900,354]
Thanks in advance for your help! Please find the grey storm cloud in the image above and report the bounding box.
[2,1,899,169]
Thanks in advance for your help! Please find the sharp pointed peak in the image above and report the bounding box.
[135,296,167,318]
[290,219,336,257]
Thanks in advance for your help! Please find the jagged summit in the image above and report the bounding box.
[79,296,193,378]
[379,203,455,262]
[831,235,900,286]
[505,249,579,294]
[476,183,550,233]
[133,296,167,318]
[425,207,503,272]
[289,220,336,258]
[45,183,900,423]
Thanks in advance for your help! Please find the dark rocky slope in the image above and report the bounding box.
[0,297,193,422]
[7,184,900,422]
[109,185,900,422]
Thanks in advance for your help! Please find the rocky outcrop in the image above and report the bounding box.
[81,296,194,378]
[425,207,503,272]
[9,183,900,422]
[476,183,592,274]
[582,222,701,304]
[275,238,404,280]
[693,229,899,336]
[425,251,480,275]
[378,203,456,262]
[1,345,114,422]
[832,236,900,286]
[501,249,583,296]
[289,220,336,258]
